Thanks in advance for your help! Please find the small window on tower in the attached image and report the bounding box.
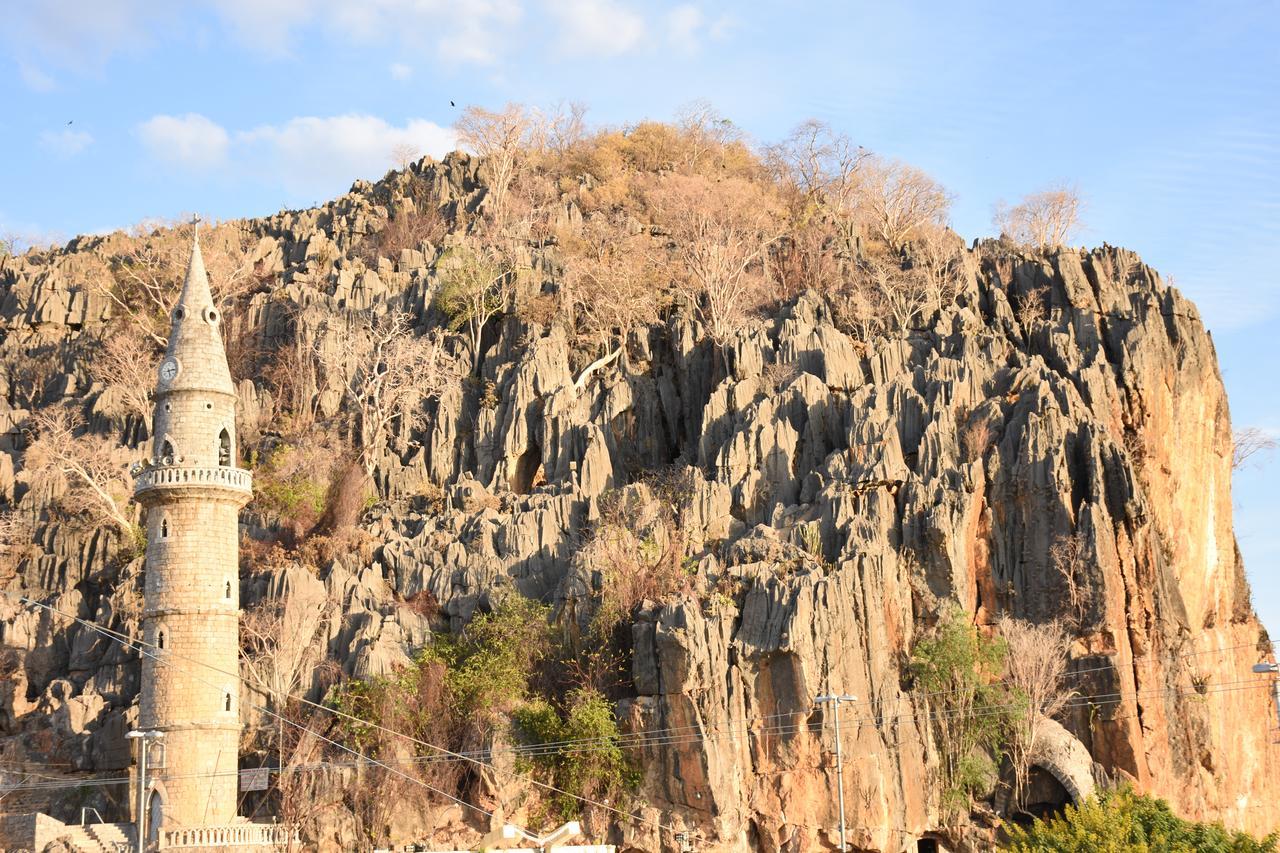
[161,439,175,464]
[218,429,231,466]
[160,518,169,538]
[157,630,165,650]
[224,580,232,600]
[224,693,232,712]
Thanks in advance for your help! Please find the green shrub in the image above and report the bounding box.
[513,689,639,821]
[422,597,553,723]
[1003,788,1277,852]
[910,606,1018,817]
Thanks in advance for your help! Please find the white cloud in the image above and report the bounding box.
[5,0,154,70]
[547,0,645,57]
[237,114,456,195]
[666,4,702,52]
[40,128,94,157]
[137,114,230,169]
[390,62,413,81]
[664,4,732,52]
[18,63,56,92]
[210,0,523,65]
[209,0,313,57]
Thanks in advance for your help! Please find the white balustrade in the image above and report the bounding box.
[135,465,252,495]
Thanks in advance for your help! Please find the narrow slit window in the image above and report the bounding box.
[157,630,165,650]
[160,518,169,538]
[224,580,231,600]
[224,693,232,712]
[218,429,232,466]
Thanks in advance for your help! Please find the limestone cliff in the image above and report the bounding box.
[0,153,1276,852]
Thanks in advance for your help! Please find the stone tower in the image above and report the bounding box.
[134,233,251,835]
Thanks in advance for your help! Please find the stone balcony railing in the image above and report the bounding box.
[135,464,252,496]
[162,823,296,848]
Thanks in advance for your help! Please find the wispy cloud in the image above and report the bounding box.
[137,113,230,169]
[664,4,733,53]
[17,63,56,92]
[40,128,93,157]
[546,0,645,57]
[389,62,412,81]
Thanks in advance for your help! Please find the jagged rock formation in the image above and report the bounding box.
[1,153,1276,852]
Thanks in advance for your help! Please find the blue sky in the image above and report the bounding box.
[2,0,1277,630]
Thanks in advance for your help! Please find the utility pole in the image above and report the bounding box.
[126,730,164,853]
[814,694,856,852]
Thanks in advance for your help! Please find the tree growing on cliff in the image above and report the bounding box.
[558,217,661,385]
[769,118,871,257]
[317,311,461,479]
[23,408,138,543]
[911,607,1016,819]
[101,220,256,346]
[434,244,515,374]
[86,328,158,426]
[455,103,535,227]
[1233,427,1277,471]
[648,174,784,348]
[861,157,953,252]
[993,185,1083,250]
[997,616,1073,809]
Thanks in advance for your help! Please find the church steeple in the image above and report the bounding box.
[156,229,235,398]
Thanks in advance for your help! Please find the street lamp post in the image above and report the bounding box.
[126,730,164,853]
[815,694,857,852]
[1253,663,1280,733]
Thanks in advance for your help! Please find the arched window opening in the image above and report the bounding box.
[157,630,165,650]
[160,439,175,463]
[218,429,232,466]
[147,789,163,844]
[224,692,232,712]
[160,518,169,538]
[224,580,232,600]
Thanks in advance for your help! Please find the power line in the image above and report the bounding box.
[5,589,1276,843]
[0,592,496,826]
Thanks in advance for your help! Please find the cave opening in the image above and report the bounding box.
[511,445,543,494]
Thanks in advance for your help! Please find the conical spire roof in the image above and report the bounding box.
[156,231,236,396]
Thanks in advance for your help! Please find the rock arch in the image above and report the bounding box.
[997,717,1096,815]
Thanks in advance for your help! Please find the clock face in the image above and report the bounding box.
[159,358,180,382]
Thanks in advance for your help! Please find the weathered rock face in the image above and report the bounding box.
[0,155,1275,851]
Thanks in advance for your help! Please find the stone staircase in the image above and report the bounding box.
[55,822,133,852]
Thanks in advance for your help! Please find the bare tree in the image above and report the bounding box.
[852,251,928,332]
[389,143,421,171]
[454,103,534,226]
[1233,427,1277,471]
[433,244,514,374]
[649,174,784,347]
[560,217,660,386]
[912,224,966,317]
[861,156,953,252]
[544,100,590,158]
[996,616,1073,808]
[86,329,160,424]
[101,220,255,345]
[1049,531,1088,620]
[675,99,743,172]
[317,312,462,477]
[769,119,871,254]
[23,409,136,538]
[993,185,1083,249]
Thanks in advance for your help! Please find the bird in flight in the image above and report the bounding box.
[450,101,456,107]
